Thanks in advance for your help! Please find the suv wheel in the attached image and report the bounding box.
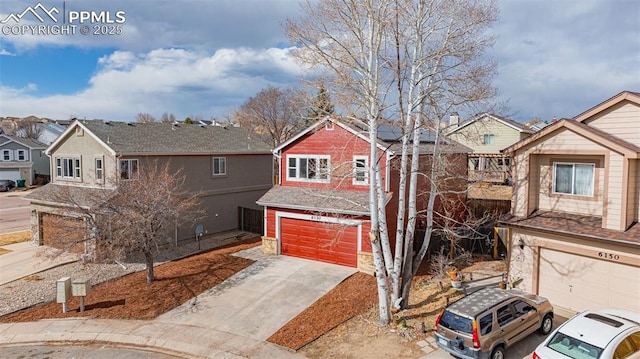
[539,314,553,335]
[491,346,505,359]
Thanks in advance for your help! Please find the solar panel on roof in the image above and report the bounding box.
[377,124,448,144]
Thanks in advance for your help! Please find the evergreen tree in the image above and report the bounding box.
[305,84,334,126]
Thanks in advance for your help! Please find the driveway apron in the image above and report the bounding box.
[156,246,358,341]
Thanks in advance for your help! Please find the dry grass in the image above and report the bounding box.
[0,231,31,246]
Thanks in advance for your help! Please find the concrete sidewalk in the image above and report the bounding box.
[0,318,303,359]
[0,247,357,358]
[0,242,79,285]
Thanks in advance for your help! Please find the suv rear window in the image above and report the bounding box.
[439,310,472,334]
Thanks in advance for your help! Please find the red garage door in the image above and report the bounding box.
[280,217,358,267]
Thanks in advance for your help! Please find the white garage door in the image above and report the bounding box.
[0,169,21,181]
[538,248,640,313]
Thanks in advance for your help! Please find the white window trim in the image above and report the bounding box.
[119,159,139,180]
[352,155,369,185]
[1,149,12,161]
[95,157,104,182]
[286,154,331,183]
[212,157,227,176]
[55,156,82,180]
[483,134,495,145]
[16,149,27,161]
[552,162,595,197]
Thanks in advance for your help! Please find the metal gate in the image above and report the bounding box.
[238,207,264,234]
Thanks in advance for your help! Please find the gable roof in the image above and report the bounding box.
[274,116,470,156]
[446,113,533,135]
[572,91,640,123]
[273,116,390,154]
[47,120,272,156]
[0,134,47,149]
[501,118,640,158]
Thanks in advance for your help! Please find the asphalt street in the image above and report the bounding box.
[0,191,31,234]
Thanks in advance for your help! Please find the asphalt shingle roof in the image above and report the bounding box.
[257,186,381,215]
[500,211,640,246]
[25,183,115,209]
[1,134,47,148]
[78,120,272,154]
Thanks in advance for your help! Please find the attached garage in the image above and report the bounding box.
[538,248,640,313]
[280,217,359,267]
[0,168,21,182]
[41,213,87,254]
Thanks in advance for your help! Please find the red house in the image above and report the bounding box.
[257,117,469,273]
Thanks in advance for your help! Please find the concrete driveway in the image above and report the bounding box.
[0,241,79,285]
[156,246,358,341]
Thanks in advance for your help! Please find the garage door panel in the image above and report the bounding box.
[539,249,640,313]
[280,217,357,267]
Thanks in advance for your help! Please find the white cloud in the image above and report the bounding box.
[0,46,304,121]
[493,0,640,121]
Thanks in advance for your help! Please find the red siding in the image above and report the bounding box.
[280,124,389,192]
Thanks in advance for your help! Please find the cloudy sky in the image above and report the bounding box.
[0,0,638,123]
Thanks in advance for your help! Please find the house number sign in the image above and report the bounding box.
[598,251,620,261]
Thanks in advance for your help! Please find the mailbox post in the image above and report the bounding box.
[56,277,71,313]
[72,279,91,312]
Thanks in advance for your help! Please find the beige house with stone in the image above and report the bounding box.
[501,91,640,316]
[446,113,533,183]
[26,119,272,259]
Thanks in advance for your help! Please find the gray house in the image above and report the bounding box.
[0,134,48,185]
[26,119,273,257]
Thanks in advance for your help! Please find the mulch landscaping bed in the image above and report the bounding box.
[0,237,261,322]
[267,272,378,350]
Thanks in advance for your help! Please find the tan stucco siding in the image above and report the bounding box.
[605,153,624,230]
[449,118,523,153]
[525,127,610,152]
[51,131,113,186]
[584,102,640,146]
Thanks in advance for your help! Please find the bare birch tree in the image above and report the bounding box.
[288,0,498,325]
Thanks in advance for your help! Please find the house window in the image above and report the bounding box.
[55,157,81,179]
[119,159,138,180]
[287,155,330,182]
[212,157,226,176]
[353,156,368,185]
[553,162,595,196]
[483,134,495,145]
[1,149,11,161]
[95,158,103,181]
[16,149,27,161]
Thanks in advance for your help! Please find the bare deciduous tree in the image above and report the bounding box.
[232,85,308,148]
[16,120,43,141]
[160,112,176,123]
[135,113,157,123]
[288,0,498,325]
[46,161,204,284]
